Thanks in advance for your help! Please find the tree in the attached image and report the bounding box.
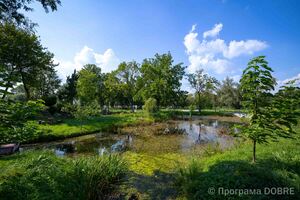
[103,72,121,111]
[218,77,242,109]
[187,69,218,113]
[115,61,140,111]
[58,70,78,105]
[77,67,99,105]
[0,23,58,100]
[72,104,99,134]
[138,53,186,108]
[31,67,61,99]
[239,56,298,162]
[82,64,106,106]
[0,0,61,27]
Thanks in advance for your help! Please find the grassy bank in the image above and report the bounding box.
[25,109,239,144]
[175,137,300,199]
[0,151,127,200]
[33,111,154,143]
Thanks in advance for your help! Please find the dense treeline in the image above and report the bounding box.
[0,22,244,114]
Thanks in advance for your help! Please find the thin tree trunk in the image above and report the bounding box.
[20,70,30,100]
[252,140,256,163]
[197,92,201,113]
[130,99,134,113]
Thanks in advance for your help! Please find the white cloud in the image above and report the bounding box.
[224,40,267,59]
[94,49,120,73]
[278,73,300,86]
[56,46,120,81]
[203,23,223,39]
[184,23,268,75]
[74,46,96,68]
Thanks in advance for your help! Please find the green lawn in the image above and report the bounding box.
[34,111,154,143]
[175,134,300,199]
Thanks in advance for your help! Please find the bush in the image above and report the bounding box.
[143,98,158,113]
[0,151,128,200]
[0,100,44,143]
[44,95,57,107]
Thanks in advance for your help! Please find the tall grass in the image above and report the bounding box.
[0,151,128,200]
[175,138,300,199]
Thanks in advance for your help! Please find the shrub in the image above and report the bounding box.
[143,98,158,113]
[0,151,128,200]
[0,100,44,143]
[44,95,57,107]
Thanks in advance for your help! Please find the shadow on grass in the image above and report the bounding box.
[123,170,178,200]
[176,159,300,200]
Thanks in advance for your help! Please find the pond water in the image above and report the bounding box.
[22,118,239,156]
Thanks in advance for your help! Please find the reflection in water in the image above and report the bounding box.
[26,119,238,156]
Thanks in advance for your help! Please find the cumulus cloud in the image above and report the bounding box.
[224,40,267,59]
[184,23,268,74]
[203,23,223,39]
[278,73,300,87]
[56,46,120,81]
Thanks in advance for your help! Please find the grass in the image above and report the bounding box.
[33,111,154,143]
[175,136,300,199]
[22,108,240,143]
[0,150,128,200]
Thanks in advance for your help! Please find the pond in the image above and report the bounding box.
[22,117,240,157]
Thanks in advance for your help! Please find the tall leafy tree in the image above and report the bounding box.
[32,67,61,99]
[138,53,186,108]
[77,67,99,105]
[103,72,121,111]
[82,64,106,106]
[239,56,298,162]
[115,61,140,111]
[0,23,58,100]
[0,0,61,27]
[188,69,218,112]
[58,70,78,105]
[218,77,242,109]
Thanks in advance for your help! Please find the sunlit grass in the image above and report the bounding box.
[175,133,300,199]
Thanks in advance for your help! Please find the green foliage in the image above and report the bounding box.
[239,56,298,162]
[115,61,140,110]
[143,98,158,113]
[0,151,128,200]
[188,69,219,112]
[218,76,242,109]
[189,104,196,117]
[58,70,78,105]
[77,67,99,105]
[137,53,186,108]
[44,94,57,107]
[0,99,44,143]
[0,22,59,100]
[0,0,61,27]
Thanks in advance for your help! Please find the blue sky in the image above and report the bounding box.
[27,0,300,86]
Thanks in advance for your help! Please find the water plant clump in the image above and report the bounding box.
[0,151,128,200]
